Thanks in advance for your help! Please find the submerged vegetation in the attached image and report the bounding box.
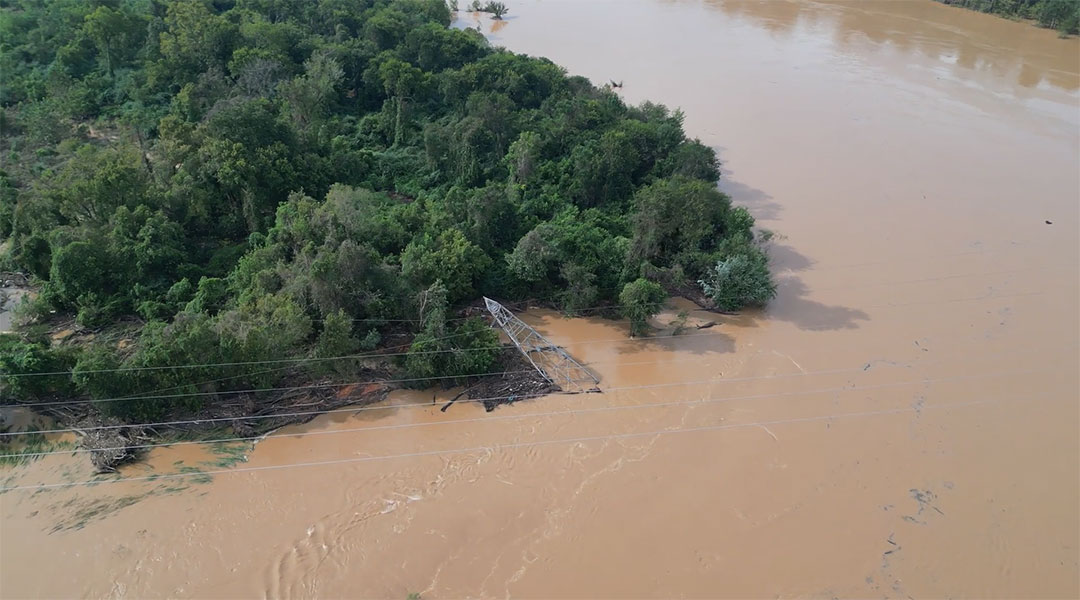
[0,430,75,466]
[936,0,1080,35]
[0,0,773,426]
[468,0,507,19]
[486,2,507,20]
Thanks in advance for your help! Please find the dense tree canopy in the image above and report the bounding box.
[937,0,1080,34]
[0,0,774,421]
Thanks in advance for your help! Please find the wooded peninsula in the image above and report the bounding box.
[0,0,775,449]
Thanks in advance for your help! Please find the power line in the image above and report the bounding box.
[3,327,498,378]
[3,285,1043,380]
[0,283,1050,441]
[6,369,530,408]
[2,346,1066,438]
[0,363,1058,460]
[0,388,1044,492]
[4,335,1066,409]
[1,326,517,419]
[1,328,728,382]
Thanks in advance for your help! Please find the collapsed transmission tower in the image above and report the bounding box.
[483,297,600,394]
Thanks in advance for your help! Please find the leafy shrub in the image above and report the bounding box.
[619,278,667,336]
[698,249,776,311]
[0,335,76,401]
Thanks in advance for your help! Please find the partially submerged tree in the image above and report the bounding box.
[486,2,509,19]
[469,0,509,18]
[619,278,667,337]
[698,251,776,312]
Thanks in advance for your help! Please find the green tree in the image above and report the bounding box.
[47,240,114,307]
[48,145,150,226]
[401,229,490,303]
[698,250,776,311]
[403,22,487,72]
[405,317,499,384]
[485,2,509,19]
[376,57,425,146]
[157,1,237,83]
[506,208,626,311]
[364,8,408,50]
[280,50,344,141]
[629,176,734,276]
[108,206,186,290]
[1038,0,1080,32]
[0,335,76,401]
[570,130,639,208]
[73,344,148,417]
[14,234,52,280]
[82,5,145,76]
[658,140,721,182]
[619,278,667,336]
[312,309,360,374]
[186,277,230,314]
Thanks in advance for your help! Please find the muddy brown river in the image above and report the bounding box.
[2,1,1078,598]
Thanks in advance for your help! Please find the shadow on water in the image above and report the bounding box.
[769,275,870,331]
[713,148,867,331]
[768,243,814,273]
[720,176,785,222]
[719,273,870,332]
[714,146,785,222]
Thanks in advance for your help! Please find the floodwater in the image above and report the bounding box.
[3,0,1078,597]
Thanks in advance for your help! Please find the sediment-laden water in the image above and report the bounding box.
[2,1,1077,597]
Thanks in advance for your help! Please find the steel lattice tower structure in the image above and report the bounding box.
[483,297,600,394]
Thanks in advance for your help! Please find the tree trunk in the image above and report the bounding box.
[395,96,407,147]
[133,126,152,176]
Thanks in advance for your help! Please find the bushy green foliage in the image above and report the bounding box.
[0,334,76,401]
[311,308,363,377]
[630,176,734,272]
[402,229,490,303]
[404,315,499,383]
[485,2,509,19]
[937,0,1079,34]
[0,0,772,423]
[698,246,777,311]
[619,278,667,336]
[403,317,500,383]
[403,281,499,384]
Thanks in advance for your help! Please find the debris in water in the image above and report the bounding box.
[440,389,468,412]
[438,350,557,413]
